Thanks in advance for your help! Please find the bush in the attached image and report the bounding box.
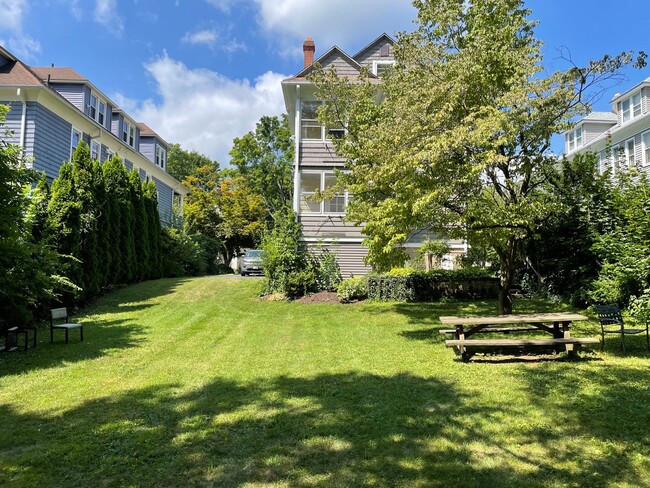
[337,276,368,303]
[367,268,497,302]
[285,269,317,298]
[161,228,213,277]
[313,248,342,291]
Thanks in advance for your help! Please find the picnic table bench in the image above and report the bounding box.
[439,313,598,361]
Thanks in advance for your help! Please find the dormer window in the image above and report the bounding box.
[129,125,135,147]
[155,146,166,169]
[122,121,129,143]
[620,92,642,123]
[372,60,395,77]
[89,93,107,126]
[89,95,97,119]
[566,126,583,152]
[98,101,106,126]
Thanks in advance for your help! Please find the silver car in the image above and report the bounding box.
[239,249,264,276]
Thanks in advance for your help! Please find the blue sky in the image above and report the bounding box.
[1,0,648,163]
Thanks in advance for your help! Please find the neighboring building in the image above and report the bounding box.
[0,45,188,224]
[281,34,466,277]
[563,77,650,174]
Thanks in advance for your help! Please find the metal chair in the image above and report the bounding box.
[50,308,83,344]
[593,303,650,352]
[1,326,29,352]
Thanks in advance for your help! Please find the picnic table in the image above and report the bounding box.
[439,312,599,361]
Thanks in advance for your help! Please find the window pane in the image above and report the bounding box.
[324,195,345,213]
[300,196,321,213]
[627,140,635,166]
[301,122,322,140]
[301,173,321,192]
[622,99,631,122]
[302,101,320,119]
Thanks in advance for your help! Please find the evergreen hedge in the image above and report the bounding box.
[367,268,498,302]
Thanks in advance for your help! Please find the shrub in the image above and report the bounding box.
[313,248,342,291]
[285,269,318,298]
[337,276,368,303]
[367,268,497,302]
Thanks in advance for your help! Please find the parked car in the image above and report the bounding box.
[239,249,264,276]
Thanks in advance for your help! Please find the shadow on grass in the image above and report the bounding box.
[1,369,647,487]
[0,278,189,378]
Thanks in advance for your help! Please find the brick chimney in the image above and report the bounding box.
[303,37,315,68]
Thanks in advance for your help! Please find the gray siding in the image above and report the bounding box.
[299,142,345,167]
[153,176,173,224]
[139,167,146,180]
[111,113,121,138]
[124,158,134,171]
[299,214,364,239]
[354,38,395,69]
[582,122,613,144]
[50,83,85,112]
[31,103,72,178]
[306,241,371,278]
[320,52,360,77]
[140,137,155,163]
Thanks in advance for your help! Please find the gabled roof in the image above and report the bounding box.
[0,44,47,87]
[138,122,170,147]
[352,33,396,60]
[293,45,370,79]
[582,112,618,123]
[31,66,87,83]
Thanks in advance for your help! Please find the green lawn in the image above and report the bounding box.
[0,277,648,487]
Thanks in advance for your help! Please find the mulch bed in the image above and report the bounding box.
[297,291,341,304]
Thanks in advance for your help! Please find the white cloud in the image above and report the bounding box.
[94,0,124,37]
[182,28,247,53]
[252,0,416,58]
[0,0,41,59]
[122,54,287,164]
[204,0,235,13]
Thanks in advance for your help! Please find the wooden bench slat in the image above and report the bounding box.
[445,338,599,347]
[439,327,542,335]
[439,313,588,326]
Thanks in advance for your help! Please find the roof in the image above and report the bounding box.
[352,33,396,59]
[291,45,374,80]
[30,66,87,82]
[138,122,170,147]
[582,112,618,123]
[0,59,46,87]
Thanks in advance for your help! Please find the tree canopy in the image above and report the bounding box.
[312,0,646,313]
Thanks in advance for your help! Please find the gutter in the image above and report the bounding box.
[293,84,301,215]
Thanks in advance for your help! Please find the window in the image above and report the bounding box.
[89,94,97,120]
[372,60,395,77]
[122,120,129,143]
[301,101,324,140]
[155,146,166,169]
[129,125,135,147]
[91,140,100,160]
[566,126,583,152]
[70,127,81,156]
[642,131,650,166]
[610,144,624,174]
[106,147,114,161]
[620,92,642,123]
[98,101,106,126]
[299,171,350,214]
[625,138,636,167]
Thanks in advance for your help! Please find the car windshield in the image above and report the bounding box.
[246,250,262,258]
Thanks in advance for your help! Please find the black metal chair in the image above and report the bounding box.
[593,303,650,352]
[50,308,83,344]
[1,326,29,352]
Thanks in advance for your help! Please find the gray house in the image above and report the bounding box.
[0,45,188,224]
[564,76,650,174]
[281,34,467,277]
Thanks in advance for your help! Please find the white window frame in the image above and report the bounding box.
[98,100,106,126]
[611,144,624,174]
[106,147,114,162]
[70,127,82,157]
[129,125,135,148]
[372,60,396,76]
[566,126,583,153]
[300,100,325,141]
[89,94,97,120]
[299,170,350,216]
[642,131,650,166]
[620,92,642,123]
[91,140,100,161]
[155,145,166,169]
[122,120,129,144]
[625,138,636,167]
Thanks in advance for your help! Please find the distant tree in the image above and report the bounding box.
[167,143,219,182]
[144,180,163,278]
[229,114,294,216]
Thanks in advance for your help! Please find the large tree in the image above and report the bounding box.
[167,143,219,182]
[312,0,645,313]
[229,114,294,216]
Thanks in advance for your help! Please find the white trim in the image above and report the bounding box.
[90,139,100,160]
[300,237,364,243]
[372,60,395,76]
[625,137,636,167]
[293,86,301,213]
[642,130,650,166]
[299,169,349,216]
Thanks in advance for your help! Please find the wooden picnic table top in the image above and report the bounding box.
[439,312,589,326]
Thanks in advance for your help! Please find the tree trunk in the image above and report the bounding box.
[497,237,518,315]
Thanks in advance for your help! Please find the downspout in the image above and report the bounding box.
[292,84,301,216]
[17,88,27,149]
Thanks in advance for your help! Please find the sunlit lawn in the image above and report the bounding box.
[0,276,648,487]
